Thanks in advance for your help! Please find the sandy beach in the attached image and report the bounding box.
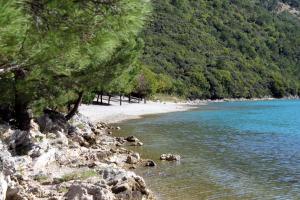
[79,100,202,123]
[78,96,285,124]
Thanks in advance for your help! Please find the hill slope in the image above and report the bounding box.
[141,0,300,99]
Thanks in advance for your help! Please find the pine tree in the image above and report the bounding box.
[0,0,151,129]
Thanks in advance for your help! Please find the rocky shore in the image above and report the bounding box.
[0,111,156,200]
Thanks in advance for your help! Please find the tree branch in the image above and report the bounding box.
[0,65,22,75]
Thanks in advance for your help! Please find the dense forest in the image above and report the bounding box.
[141,0,300,99]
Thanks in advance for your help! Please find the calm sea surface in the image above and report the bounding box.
[117,100,300,200]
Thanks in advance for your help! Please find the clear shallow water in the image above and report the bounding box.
[117,100,300,200]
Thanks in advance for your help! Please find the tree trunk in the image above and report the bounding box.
[120,95,122,106]
[67,103,71,112]
[96,94,100,103]
[15,96,31,131]
[108,95,111,105]
[100,93,103,104]
[14,69,31,131]
[65,91,84,120]
[144,97,147,104]
[128,95,131,103]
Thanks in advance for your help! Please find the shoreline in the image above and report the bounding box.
[79,97,299,124]
[79,101,203,124]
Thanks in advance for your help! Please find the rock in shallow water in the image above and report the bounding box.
[130,142,143,147]
[145,160,156,167]
[126,153,141,164]
[126,136,140,143]
[160,154,181,161]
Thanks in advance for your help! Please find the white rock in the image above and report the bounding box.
[160,153,181,161]
[32,148,57,170]
[126,153,140,164]
[66,182,115,200]
[54,131,69,146]
[0,173,7,200]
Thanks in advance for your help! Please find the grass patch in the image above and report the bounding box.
[58,170,98,183]
[34,135,44,142]
[34,174,49,183]
[77,123,86,130]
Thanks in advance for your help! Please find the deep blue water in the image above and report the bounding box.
[118,100,300,200]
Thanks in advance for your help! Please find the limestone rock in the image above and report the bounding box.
[100,167,152,200]
[70,134,88,147]
[160,154,181,161]
[37,110,69,133]
[65,182,114,200]
[0,142,15,176]
[0,173,7,200]
[0,114,154,200]
[125,136,140,143]
[52,131,69,146]
[8,130,33,155]
[30,120,40,132]
[145,160,156,167]
[126,153,140,165]
[130,142,143,147]
[32,148,57,170]
[0,125,13,142]
[6,181,30,200]
[93,128,105,135]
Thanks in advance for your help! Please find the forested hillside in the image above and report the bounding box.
[141,0,300,99]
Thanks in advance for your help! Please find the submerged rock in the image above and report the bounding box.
[145,160,156,167]
[126,136,140,143]
[160,154,181,161]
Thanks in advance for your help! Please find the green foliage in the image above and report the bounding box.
[0,0,151,124]
[141,0,300,99]
[0,0,28,63]
[132,66,158,96]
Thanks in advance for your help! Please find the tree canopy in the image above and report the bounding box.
[0,0,151,129]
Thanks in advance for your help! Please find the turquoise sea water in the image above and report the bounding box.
[118,100,300,200]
